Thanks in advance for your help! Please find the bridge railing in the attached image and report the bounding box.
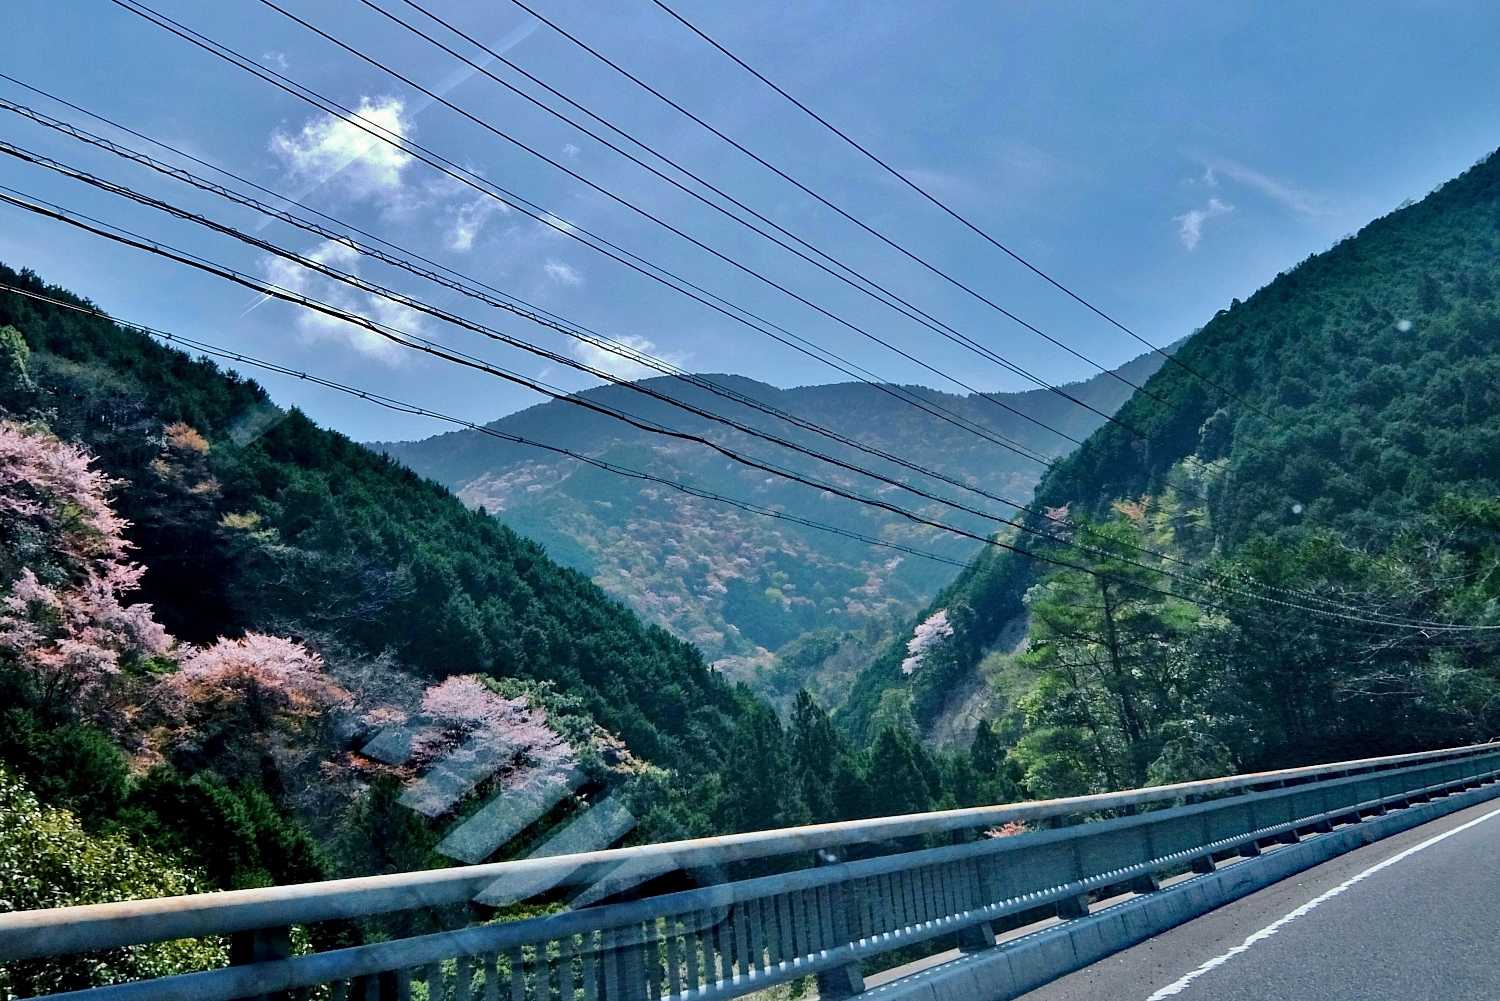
[4,741,1499,1000]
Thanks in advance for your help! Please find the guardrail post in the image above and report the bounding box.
[1056,893,1090,920]
[230,925,292,1001]
[949,831,997,953]
[1128,873,1162,894]
[814,849,867,999]
[1190,855,1217,874]
[608,923,652,1001]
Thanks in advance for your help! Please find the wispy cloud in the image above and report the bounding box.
[270,96,414,196]
[261,50,290,72]
[1174,197,1234,250]
[1198,155,1329,217]
[561,143,581,160]
[569,334,687,383]
[261,239,417,364]
[544,259,583,286]
[445,196,509,252]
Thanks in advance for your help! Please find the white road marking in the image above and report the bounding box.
[1145,803,1500,999]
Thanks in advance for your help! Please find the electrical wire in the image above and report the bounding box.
[644,0,1268,420]
[0,120,1446,626]
[3,184,1490,638]
[101,0,1091,479]
[119,0,1230,495]
[0,281,978,574]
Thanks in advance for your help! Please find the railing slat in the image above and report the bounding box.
[684,914,702,990]
[581,937,599,1001]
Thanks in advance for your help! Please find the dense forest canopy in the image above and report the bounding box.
[839,147,1500,771]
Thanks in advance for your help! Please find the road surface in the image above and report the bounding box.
[1017,796,1500,1000]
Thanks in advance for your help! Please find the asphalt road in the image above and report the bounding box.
[1018,796,1500,1001]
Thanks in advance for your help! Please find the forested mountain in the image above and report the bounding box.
[0,264,1036,993]
[842,150,1500,784]
[374,350,1168,701]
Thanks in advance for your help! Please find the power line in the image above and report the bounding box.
[0,81,1053,470]
[120,0,1230,497]
[5,158,1216,598]
[0,282,975,574]
[496,0,1432,596]
[9,279,1461,657]
[4,185,1489,638]
[0,107,1454,628]
[1,137,1461,631]
[355,0,1186,429]
[644,0,1267,420]
[7,104,1253,582]
[3,110,1413,625]
[254,0,1139,445]
[102,0,1091,478]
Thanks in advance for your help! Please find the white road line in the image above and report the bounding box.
[1145,803,1500,999]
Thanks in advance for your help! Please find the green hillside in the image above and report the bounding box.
[840,149,1500,772]
[374,350,1169,700]
[1,264,1046,993]
[0,263,747,776]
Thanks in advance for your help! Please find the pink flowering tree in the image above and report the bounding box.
[900,608,954,676]
[157,633,349,783]
[0,420,171,727]
[415,674,573,771]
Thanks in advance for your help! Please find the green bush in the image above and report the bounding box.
[120,769,330,891]
[0,707,130,826]
[0,766,226,996]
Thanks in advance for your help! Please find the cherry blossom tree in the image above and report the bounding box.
[157,633,349,783]
[900,608,954,676]
[415,674,573,770]
[0,420,171,725]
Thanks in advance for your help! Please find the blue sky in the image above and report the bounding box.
[3,0,1499,442]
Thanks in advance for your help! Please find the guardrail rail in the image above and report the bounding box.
[3,740,1499,1001]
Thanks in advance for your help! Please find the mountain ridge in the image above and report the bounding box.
[372,347,1174,692]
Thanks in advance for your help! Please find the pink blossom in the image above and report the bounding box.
[0,420,132,564]
[169,633,349,720]
[900,609,954,676]
[414,675,574,770]
[155,633,348,783]
[1,420,173,723]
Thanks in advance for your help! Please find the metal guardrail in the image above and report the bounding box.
[4,741,1499,1001]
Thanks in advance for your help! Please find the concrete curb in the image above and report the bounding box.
[862,779,1500,1001]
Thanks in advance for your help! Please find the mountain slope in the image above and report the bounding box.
[374,350,1169,689]
[0,264,1048,985]
[841,147,1500,744]
[0,262,746,784]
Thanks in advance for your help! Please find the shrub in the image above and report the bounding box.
[0,766,225,996]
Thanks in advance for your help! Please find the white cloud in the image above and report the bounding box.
[270,96,414,195]
[1174,197,1234,250]
[561,143,581,160]
[261,239,417,364]
[262,50,290,72]
[1199,155,1328,217]
[445,196,509,252]
[569,333,687,383]
[544,259,583,286]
